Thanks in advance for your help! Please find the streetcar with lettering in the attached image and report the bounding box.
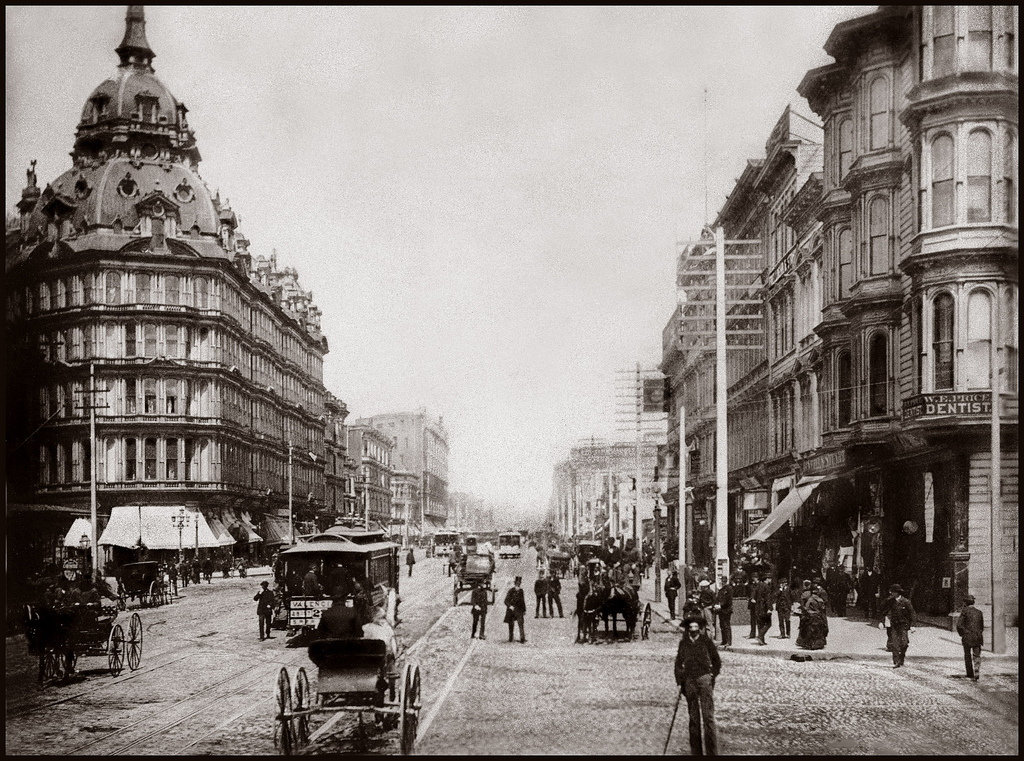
[272,525,421,754]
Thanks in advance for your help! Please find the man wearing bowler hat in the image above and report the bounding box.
[880,584,915,668]
[956,594,984,681]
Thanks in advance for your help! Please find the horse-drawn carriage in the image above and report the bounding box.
[547,546,572,578]
[24,601,143,684]
[117,561,170,609]
[272,527,420,755]
[575,559,652,644]
[452,552,496,606]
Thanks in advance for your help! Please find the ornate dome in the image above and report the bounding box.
[37,157,219,237]
[73,6,201,171]
[15,7,224,247]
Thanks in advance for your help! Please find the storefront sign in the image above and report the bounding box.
[903,392,992,419]
[802,449,846,476]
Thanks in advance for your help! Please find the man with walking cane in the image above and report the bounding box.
[672,615,721,755]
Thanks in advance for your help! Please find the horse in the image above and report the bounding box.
[600,582,639,640]
[575,582,605,643]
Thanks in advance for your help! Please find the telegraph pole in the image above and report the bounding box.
[714,226,729,583]
[990,327,1005,653]
[678,403,687,602]
[634,363,642,551]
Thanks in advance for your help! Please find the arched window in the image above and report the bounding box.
[869,334,889,416]
[837,352,852,427]
[56,280,67,309]
[1006,6,1016,70]
[144,378,158,414]
[931,135,955,227]
[933,5,955,78]
[869,196,889,274]
[914,296,924,392]
[965,290,992,389]
[869,77,890,150]
[105,272,121,305]
[839,118,854,181]
[838,228,853,297]
[967,130,992,222]
[967,6,992,71]
[929,293,956,390]
[1005,133,1017,224]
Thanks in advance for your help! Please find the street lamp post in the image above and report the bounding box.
[653,490,662,604]
[170,507,191,563]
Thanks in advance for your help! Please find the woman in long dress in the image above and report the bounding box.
[802,586,829,650]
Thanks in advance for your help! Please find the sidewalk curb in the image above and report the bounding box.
[649,605,1019,664]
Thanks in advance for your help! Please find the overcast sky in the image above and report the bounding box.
[6,6,866,514]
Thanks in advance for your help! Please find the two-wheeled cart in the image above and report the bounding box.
[274,637,422,755]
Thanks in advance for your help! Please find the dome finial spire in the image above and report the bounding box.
[116,6,156,68]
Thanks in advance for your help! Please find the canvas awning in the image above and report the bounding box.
[64,518,94,548]
[98,505,230,550]
[263,516,293,545]
[228,518,262,544]
[206,516,237,547]
[423,515,447,530]
[744,477,828,543]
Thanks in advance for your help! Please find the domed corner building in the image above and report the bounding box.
[6,7,332,581]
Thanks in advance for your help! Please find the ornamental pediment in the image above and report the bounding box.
[135,191,181,221]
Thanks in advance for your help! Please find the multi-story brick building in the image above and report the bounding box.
[348,425,394,527]
[324,393,357,519]
[5,7,330,569]
[551,439,658,543]
[797,5,1017,624]
[661,6,1016,627]
[354,412,450,534]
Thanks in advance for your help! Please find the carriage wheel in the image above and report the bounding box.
[149,581,160,607]
[293,667,311,747]
[399,664,421,755]
[641,603,652,641]
[127,613,144,671]
[108,624,125,676]
[42,651,59,682]
[275,667,294,756]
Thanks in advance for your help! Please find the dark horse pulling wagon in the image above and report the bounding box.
[24,602,143,684]
[575,559,651,644]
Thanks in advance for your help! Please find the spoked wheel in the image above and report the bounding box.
[275,667,294,756]
[399,664,421,755]
[641,603,652,641]
[148,581,160,608]
[108,624,125,676]
[127,613,143,671]
[293,667,311,748]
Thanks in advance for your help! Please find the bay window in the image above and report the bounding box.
[933,292,955,390]
[966,130,992,223]
[965,290,992,389]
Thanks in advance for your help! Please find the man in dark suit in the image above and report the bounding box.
[254,580,276,641]
[715,577,734,646]
[504,576,527,643]
[746,572,760,639]
[534,572,549,618]
[754,575,775,645]
[775,579,792,638]
[880,584,915,668]
[674,615,722,756]
[470,580,489,640]
[956,594,984,681]
[664,570,682,620]
[858,568,880,619]
[547,571,564,618]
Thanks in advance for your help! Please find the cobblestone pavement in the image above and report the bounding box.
[7,551,1017,755]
